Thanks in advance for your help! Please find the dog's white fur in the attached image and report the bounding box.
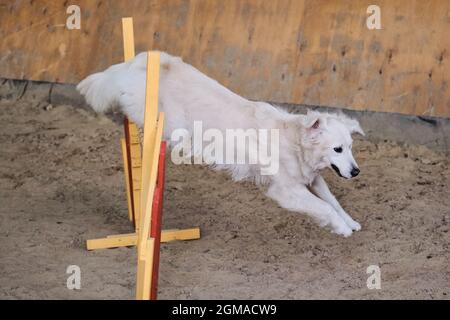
[77,51,364,237]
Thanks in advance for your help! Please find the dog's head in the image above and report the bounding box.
[300,110,364,179]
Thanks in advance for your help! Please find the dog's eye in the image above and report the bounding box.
[334,147,343,153]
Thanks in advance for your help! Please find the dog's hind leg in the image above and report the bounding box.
[267,182,353,237]
[310,175,361,231]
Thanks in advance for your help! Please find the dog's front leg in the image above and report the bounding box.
[310,175,361,231]
[267,182,353,237]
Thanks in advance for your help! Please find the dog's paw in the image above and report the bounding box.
[338,211,361,231]
[346,219,361,231]
[332,224,353,237]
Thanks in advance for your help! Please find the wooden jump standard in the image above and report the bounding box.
[86,17,200,300]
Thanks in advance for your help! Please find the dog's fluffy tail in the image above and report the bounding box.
[76,70,119,113]
[77,52,154,116]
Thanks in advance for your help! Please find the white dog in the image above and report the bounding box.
[77,51,364,237]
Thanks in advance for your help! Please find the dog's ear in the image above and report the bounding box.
[301,110,324,144]
[336,112,365,136]
[303,110,322,129]
[344,118,365,136]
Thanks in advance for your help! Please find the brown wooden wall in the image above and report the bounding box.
[1,0,449,117]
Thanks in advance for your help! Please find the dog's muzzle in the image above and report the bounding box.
[331,164,343,178]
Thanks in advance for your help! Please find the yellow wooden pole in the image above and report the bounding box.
[122,17,135,62]
[120,139,133,221]
[129,124,143,228]
[140,51,161,233]
[138,113,164,258]
[136,238,155,300]
[135,51,163,300]
[121,17,143,228]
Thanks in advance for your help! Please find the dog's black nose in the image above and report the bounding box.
[351,167,360,177]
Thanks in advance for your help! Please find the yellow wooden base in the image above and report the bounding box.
[86,227,201,250]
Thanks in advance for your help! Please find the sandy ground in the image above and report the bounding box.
[0,98,449,300]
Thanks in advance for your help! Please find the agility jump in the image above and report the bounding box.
[86,17,200,300]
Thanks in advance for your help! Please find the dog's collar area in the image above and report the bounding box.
[331,164,343,178]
